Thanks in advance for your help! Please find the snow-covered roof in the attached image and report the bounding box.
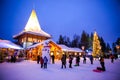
[58,44,82,52]
[13,30,51,39]
[68,48,83,52]
[27,39,60,49]
[13,10,51,39]
[58,44,70,51]
[27,41,43,49]
[0,40,23,49]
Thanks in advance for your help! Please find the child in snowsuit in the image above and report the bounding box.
[43,56,48,69]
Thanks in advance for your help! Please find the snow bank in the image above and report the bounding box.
[0,59,120,80]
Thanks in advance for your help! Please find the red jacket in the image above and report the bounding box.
[40,57,44,64]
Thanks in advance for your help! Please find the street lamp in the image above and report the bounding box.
[81,46,85,51]
[81,46,85,56]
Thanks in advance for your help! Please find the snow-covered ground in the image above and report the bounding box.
[0,58,120,80]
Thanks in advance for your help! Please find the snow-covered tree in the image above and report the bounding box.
[92,31,101,57]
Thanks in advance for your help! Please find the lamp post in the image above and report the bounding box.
[81,46,85,51]
[81,46,85,56]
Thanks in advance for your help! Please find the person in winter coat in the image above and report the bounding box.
[11,55,16,63]
[51,55,55,64]
[69,55,73,68]
[40,57,44,68]
[75,54,80,66]
[90,55,93,64]
[13,55,16,63]
[11,55,14,62]
[37,55,40,64]
[43,56,48,68]
[97,57,106,71]
[83,55,86,64]
[110,54,114,63]
[61,54,66,68]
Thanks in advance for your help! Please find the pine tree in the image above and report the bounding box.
[99,37,106,53]
[57,35,64,44]
[112,43,117,53]
[106,43,111,53]
[63,36,71,47]
[65,37,71,47]
[80,30,89,49]
[71,34,80,48]
[92,31,101,57]
[87,32,93,49]
[116,37,120,45]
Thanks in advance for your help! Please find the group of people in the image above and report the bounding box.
[61,54,106,72]
[36,53,118,72]
[37,54,81,69]
[61,54,94,69]
[37,55,48,69]
[10,55,16,63]
[61,54,80,69]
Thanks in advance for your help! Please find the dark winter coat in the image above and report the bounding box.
[90,55,93,61]
[44,56,48,63]
[110,55,114,59]
[99,57,106,71]
[51,55,55,60]
[83,55,86,60]
[61,55,66,64]
[37,55,40,61]
[76,56,80,63]
[69,56,73,63]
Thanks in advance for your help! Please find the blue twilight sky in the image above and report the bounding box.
[0,0,120,45]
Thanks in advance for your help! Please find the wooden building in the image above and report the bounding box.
[12,9,63,60]
[26,40,62,60]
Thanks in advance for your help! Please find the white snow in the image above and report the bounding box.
[0,40,23,49]
[68,47,82,52]
[13,30,51,39]
[58,44,70,51]
[58,44,82,52]
[0,58,120,80]
[27,39,54,49]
